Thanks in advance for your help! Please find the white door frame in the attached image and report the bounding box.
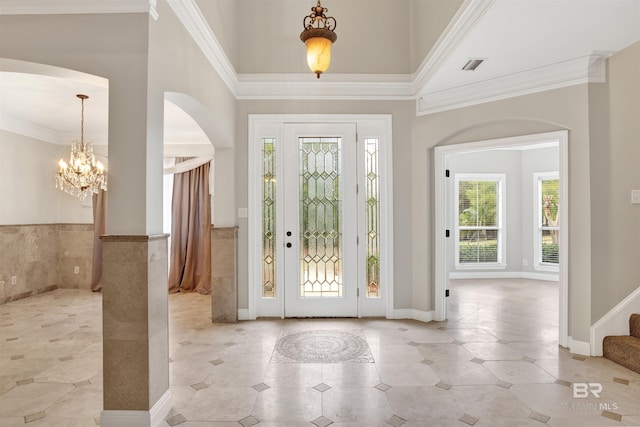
[434,130,569,348]
[248,114,394,319]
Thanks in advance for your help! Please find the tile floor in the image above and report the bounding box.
[1,279,639,426]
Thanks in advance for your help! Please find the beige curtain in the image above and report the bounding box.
[168,161,212,294]
[91,189,107,292]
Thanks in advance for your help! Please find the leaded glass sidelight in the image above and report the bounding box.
[299,137,343,298]
[365,138,380,298]
[262,138,276,298]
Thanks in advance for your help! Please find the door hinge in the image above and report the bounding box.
[356,184,359,194]
[445,169,450,177]
[357,236,359,245]
[446,289,450,297]
[357,288,360,297]
[445,229,450,238]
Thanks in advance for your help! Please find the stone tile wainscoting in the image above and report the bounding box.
[0,224,94,304]
[211,226,238,322]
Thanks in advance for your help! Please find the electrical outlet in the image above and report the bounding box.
[523,259,528,266]
[73,266,80,275]
[632,189,640,205]
[11,276,17,285]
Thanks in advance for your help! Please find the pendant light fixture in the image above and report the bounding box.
[300,0,337,79]
[55,94,107,200]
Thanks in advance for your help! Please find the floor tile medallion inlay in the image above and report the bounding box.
[272,330,374,363]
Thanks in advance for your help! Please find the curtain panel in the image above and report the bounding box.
[168,160,212,294]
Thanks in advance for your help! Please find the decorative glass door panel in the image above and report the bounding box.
[299,137,343,298]
[283,124,357,317]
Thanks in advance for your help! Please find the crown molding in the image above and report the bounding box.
[235,73,414,100]
[416,53,609,115]
[0,0,158,18]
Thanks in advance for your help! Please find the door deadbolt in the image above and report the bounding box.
[286,242,292,248]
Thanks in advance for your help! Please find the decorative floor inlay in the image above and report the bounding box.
[271,330,374,363]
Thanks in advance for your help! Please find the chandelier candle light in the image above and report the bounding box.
[300,0,337,78]
[55,94,107,200]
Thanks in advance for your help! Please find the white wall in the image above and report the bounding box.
[0,130,93,225]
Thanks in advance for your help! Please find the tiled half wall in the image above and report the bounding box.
[0,224,94,303]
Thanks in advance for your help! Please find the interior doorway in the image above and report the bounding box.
[434,131,569,347]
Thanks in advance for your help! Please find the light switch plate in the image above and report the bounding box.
[238,207,248,218]
[632,189,640,205]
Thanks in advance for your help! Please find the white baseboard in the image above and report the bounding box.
[449,271,559,282]
[567,337,590,356]
[392,309,434,323]
[238,309,251,320]
[590,285,640,356]
[101,390,172,427]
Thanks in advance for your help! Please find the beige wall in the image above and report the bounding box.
[589,41,640,322]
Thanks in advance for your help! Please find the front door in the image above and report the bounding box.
[282,123,358,317]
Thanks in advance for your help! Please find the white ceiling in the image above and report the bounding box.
[421,0,640,94]
[0,0,638,147]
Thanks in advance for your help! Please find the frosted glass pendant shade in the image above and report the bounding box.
[306,37,333,78]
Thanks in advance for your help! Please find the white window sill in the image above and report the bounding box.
[455,263,507,270]
[534,264,559,273]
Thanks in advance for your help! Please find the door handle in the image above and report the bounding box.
[286,231,292,236]
[286,242,292,248]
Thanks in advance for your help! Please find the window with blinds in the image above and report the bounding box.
[535,173,559,269]
[455,174,505,266]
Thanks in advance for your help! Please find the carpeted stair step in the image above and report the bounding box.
[603,313,640,374]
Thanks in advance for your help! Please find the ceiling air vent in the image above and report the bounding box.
[462,58,484,71]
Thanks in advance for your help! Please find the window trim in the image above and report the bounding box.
[533,172,560,272]
[454,173,506,269]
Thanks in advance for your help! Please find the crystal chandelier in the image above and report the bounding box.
[56,94,107,200]
[300,0,337,78]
